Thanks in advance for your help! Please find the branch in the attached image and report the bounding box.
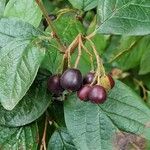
[40,117,48,150]
[35,0,66,52]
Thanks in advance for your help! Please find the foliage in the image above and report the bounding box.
[0,0,150,149]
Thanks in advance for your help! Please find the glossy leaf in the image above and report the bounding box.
[64,80,150,150]
[68,0,98,11]
[4,0,42,27]
[0,81,51,127]
[48,128,76,150]
[0,38,45,110]
[97,0,150,35]
[0,123,38,150]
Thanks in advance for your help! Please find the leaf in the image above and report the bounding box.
[48,128,76,150]
[0,123,38,150]
[48,100,66,127]
[109,36,150,70]
[0,38,45,110]
[0,81,51,127]
[64,80,150,150]
[139,45,150,75]
[68,0,98,11]
[0,18,45,110]
[41,39,63,74]
[47,15,85,45]
[0,0,6,16]
[0,18,42,48]
[97,0,150,35]
[4,0,42,27]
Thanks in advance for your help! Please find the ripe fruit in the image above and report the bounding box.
[60,68,82,91]
[47,75,64,95]
[107,74,115,88]
[77,85,91,101]
[83,72,95,84]
[88,85,107,104]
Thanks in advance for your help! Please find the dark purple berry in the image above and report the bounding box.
[47,75,64,95]
[88,85,107,104]
[60,68,82,91]
[77,85,91,101]
[83,72,95,85]
[107,74,115,89]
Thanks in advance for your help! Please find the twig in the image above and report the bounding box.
[86,31,96,39]
[35,0,66,52]
[63,34,80,69]
[80,40,94,71]
[133,78,147,100]
[74,35,82,68]
[86,37,106,82]
[40,117,48,150]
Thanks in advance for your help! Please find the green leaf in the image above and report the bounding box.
[4,0,42,27]
[0,123,38,150]
[0,18,45,110]
[139,45,150,75]
[0,0,6,16]
[48,128,76,150]
[109,36,150,70]
[68,0,98,11]
[97,0,150,35]
[47,15,85,45]
[0,18,42,48]
[0,81,51,127]
[64,80,150,150]
[41,39,63,74]
[0,38,45,110]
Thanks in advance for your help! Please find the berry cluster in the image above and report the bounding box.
[47,68,115,104]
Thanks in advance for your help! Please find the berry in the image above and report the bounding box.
[88,85,107,104]
[60,68,83,91]
[47,75,64,95]
[83,72,95,85]
[77,85,91,101]
[107,74,115,89]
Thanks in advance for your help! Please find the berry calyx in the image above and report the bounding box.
[77,85,91,101]
[47,74,64,95]
[83,72,95,85]
[88,85,107,104]
[60,68,83,91]
[107,74,115,89]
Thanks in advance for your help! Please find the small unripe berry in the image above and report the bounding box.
[88,85,107,104]
[77,85,91,101]
[100,75,115,91]
[60,68,83,91]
